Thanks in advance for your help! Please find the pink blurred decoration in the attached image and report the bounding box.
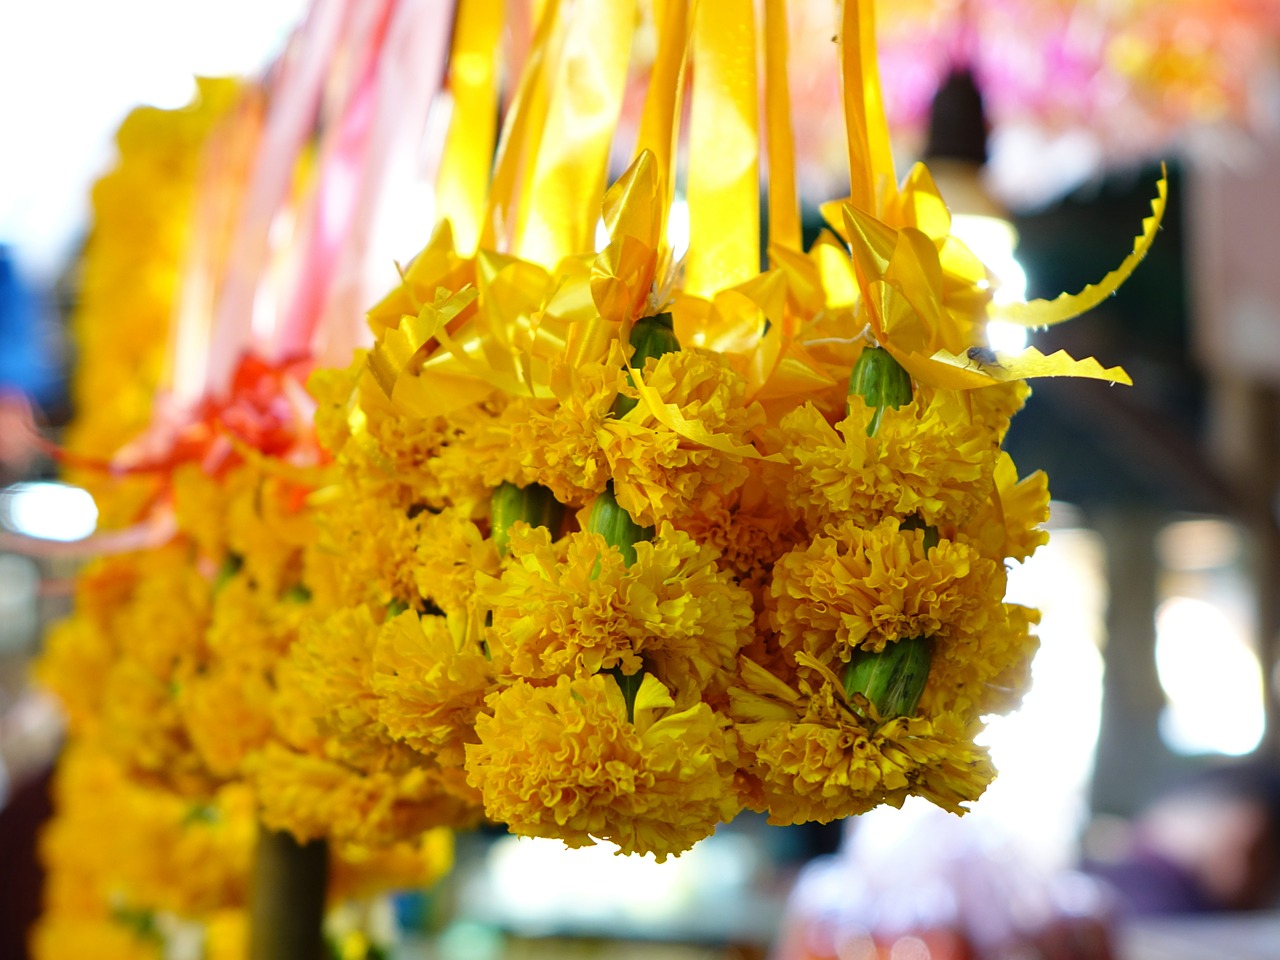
[784,0,1280,207]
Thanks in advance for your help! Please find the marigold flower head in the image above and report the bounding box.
[410,508,501,616]
[373,609,491,767]
[774,389,1000,531]
[729,659,995,823]
[252,741,479,846]
[510,348,627,506]
[178,659,275,779]
[958,452,1051,564]
[307,486,435,611]
[479,523,752,702]
[922,602,1041,719]
[769,517,1003,666]
[288,605,387,744]
[465,673,739,860]
[600,350,765,526]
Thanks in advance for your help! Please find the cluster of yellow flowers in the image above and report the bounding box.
[36,5,1169,955]
[283,0,1165,862]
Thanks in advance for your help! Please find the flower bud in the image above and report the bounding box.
[614,312,680,417]
[848,344,912,436]
[844,635,933,720]
[586,481,653,567]
[490,482,565,556]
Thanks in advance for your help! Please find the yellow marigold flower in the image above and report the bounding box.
[411,508,501,616]
[36,546,215,794]
[510,348,627,506]
[922,603,1041,719]
[178,660,275,780]
[967,380,1031,440]
[308,486,432,610]
[203,911,248,960]
[465,673,739,860]
[478,523,752,702]
[769,517,1003,665]
[115,545,211,681]
[373,609,491,767]
[174,464,314,599]
[310,357,365,462]
[600,350,765,526]
[958,452,1051,564]
[40,745,253,922]
[329,829,454,902]
[729,659,994,823]
[36,616,114,737]
[290,606,384,742]
[773,389,999,530]
[670,468,803,587]
[313,355,512,517]
[427,394,538,511]
[101,659,213,796]
[252,742,478,846]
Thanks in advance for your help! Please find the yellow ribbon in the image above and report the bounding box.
[685,0,760,297]
[481,0,561,254]
[840,0,895,215]
[991,168,1169,328]
[513,0,639,268]
[635,0,693,261]
[764,0,800,253]
[435,0,505,255]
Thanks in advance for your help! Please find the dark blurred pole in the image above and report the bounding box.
[1089,508,1175,817]
[249,827,328,960]
[1207,377,1280,758]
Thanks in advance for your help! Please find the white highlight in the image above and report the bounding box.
[1156,596,1265,757]
[0,481,98,542]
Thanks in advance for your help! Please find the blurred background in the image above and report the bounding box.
[6,1,1280,958]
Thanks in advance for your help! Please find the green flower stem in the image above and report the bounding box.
[613,312,680,418]
[248,827,328,960]
[844,635,933,720]
[490,481,565,556]
[848,344,912,436]
[588,482,652,721]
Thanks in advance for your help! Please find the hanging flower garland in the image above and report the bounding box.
[306,0,1165,862]
[33,0,1171,955]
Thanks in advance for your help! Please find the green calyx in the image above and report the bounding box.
[848,344,913,436]
[613,312,680,418]
[587,481,652,568]
[490,481,565,556]
[843,635,933,721]
[900,516,940,552]
[607,667,644,723]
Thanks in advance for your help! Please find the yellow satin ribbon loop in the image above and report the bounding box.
[367,285,479,401]
[481,0,561,253]
[436,0,505,255]
[635,0,692,256]
[764,0,800,253]
[514,0,638,268]
[991,169,1168,328]
[685,0,760,298]
[840,0,895,215]
[591,150,662,329]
